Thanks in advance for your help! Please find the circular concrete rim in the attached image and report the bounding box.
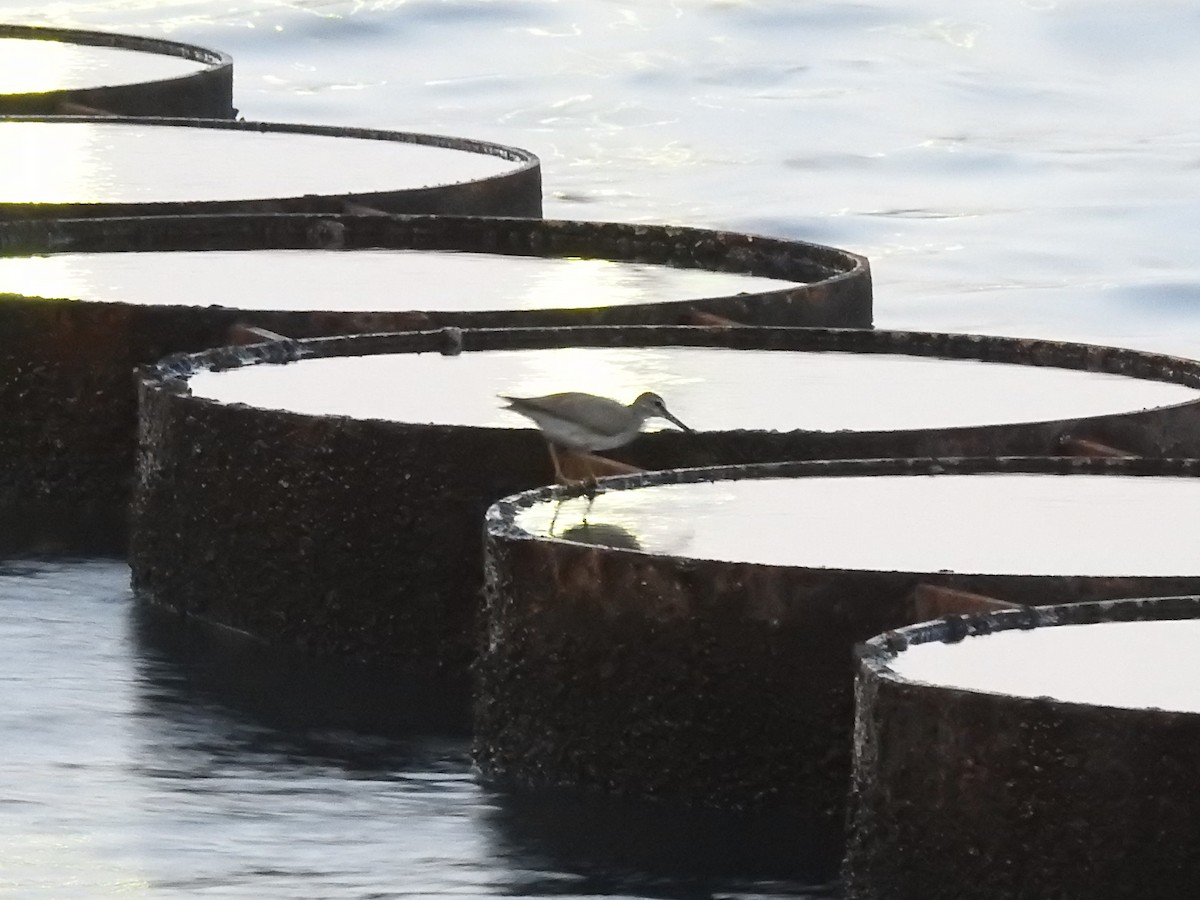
[151,323,1200,397]
[0,115,539,208]
[0,22,232,74]
[0,213,869,319]
[150,326,1200,471]
[858,592,1200,707]
[0,23,232,111]
[487,453,1200,573]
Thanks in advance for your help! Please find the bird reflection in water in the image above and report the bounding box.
[556,520,643,552]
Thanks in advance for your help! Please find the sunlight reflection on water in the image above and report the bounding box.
[7,1,1199,354]
[0,36,203,92]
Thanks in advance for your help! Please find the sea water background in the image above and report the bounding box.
[2,1,1199,896]
[8,0,1200,355]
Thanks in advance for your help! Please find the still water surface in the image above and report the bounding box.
[516,474,1200,577]
[891,619,1200,714]
[0,36,206,92]
[187,346,1199,432]
[0,122,516,203]
[0,560,831,898]
[0,249,793,311]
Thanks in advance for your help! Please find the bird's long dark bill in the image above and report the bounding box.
[664,411,694,432]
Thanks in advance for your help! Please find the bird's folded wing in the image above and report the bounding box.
[543,395,631,436]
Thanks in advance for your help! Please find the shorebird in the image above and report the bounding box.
[500,390,692,484]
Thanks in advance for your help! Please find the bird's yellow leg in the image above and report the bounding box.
[548,443,599,497]
[547,442,569,485]
[580,455,599,500]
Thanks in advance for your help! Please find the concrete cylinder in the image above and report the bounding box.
[0,24,234,118]
[478,455,1200,875]
[846,594,1200,899]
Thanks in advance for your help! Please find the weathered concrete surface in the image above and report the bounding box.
[476,456,1200,877]
[845,595,1200,899]
[0,117,542,219]
[0,215,871,554]
[0,24,234,118]
[477,529,888,876]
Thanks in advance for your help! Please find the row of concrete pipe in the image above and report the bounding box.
[3,23,1198,899]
